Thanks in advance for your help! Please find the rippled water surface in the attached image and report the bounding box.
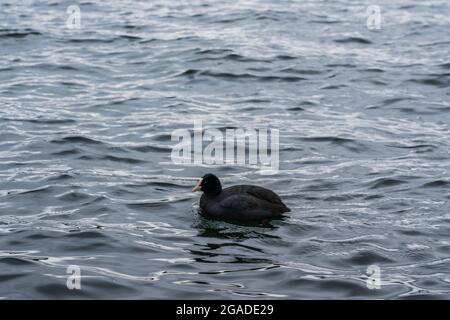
[1,0,450,299]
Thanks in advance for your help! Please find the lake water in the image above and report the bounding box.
[0,0,449,299]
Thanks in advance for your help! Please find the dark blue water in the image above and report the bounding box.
[1,0,450,299]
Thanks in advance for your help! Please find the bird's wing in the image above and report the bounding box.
[227,185,285,206]
[219,194,260,211]
[219,194,275,220]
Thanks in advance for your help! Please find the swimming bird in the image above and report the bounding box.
[192,173,290,221]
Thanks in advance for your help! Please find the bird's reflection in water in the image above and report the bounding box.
[193,214,285,238]
[187,215,284,265]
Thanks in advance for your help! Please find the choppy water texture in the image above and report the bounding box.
[1,0,450,299]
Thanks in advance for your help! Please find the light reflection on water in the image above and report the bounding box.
[0,0,449,299]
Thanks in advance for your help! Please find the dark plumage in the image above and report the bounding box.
[192,173,290,221]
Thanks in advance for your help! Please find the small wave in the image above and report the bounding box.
[224,54,267,63]
[103,155,145,164]
[309,19,341,24]
[1,118,76,125]
[56,191,92,202]
[408,77,450,88]
[369,178,408,189]
[196,48,234,55]
[33,283,93,298]
[234,98,272,104]
[25,233,59,240]
[287,107,305,111]
[396,229,429,237]
[363,68,385,73]
[301,181,340,192]
[382,97,416,106]
[16,186,53,195]
[126,196,192,209]
[132,181,187,189]
[0,28,41,39]
[126,201,173,209]
[127,145,171,153]
[421,180,449,188]
[320,84,348,90]
[280,67,323,75]
[324,193,364,201]
[65,230,109,239]
[419,41,450,48]
[177,69,306,82]
[65,38,116,44]
[148,133,172,142]
[345,250,394,265]
[52,149,81,156]
[0,257,34,266]
[119,35,142,41]
[191,53,264,63]
[297,136,354,144]
[190,52,296,63]
[334,37,372,44]
[78,155,145,164]
[385,143,437,151]
[276,55,297,60]
[326,63,356,68]
[47,173,75,181]
[300,100,319,106]
[0,273,27,282]
[51,136,103,145]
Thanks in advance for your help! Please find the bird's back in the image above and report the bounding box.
[199,184,290,221]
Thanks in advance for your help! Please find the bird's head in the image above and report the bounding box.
[192,173,222,196]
